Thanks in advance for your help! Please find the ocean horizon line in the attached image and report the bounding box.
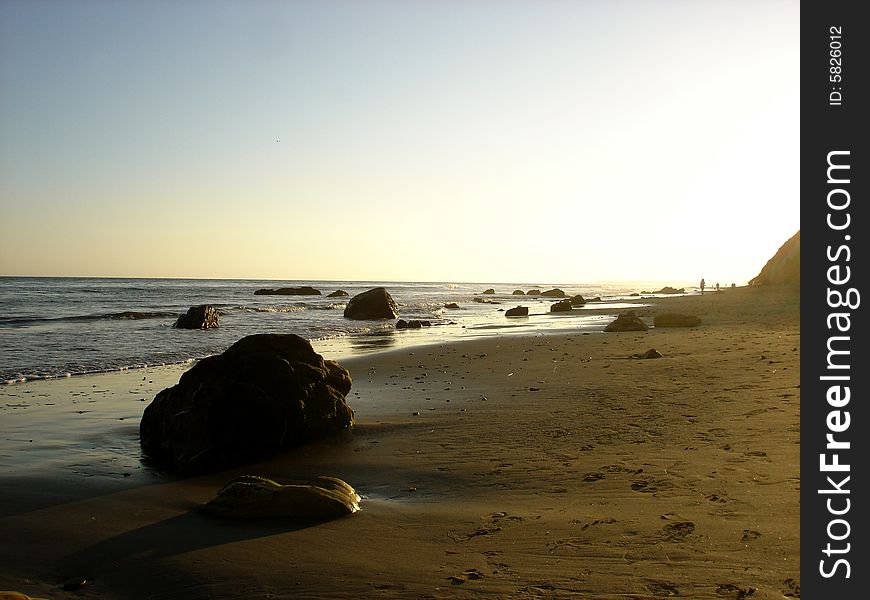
[0,274,697,288]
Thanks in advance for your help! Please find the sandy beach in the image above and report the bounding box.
[0,286,799,599]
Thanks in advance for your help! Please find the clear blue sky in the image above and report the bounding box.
[0,0,799,284]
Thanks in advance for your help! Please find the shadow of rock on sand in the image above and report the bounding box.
[0,472,178,519]
[53,511,327,587]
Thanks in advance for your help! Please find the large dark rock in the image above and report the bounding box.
[482,288,496,295]
[654,313,701,328]
[749,230,800,286]
[541,288,566,298]
[505,306,529,317]
[570,294,586,306]
[174,305,220,329]
[254,286,321,295]
[512,290,526,296]
[527,289,542,296]
[139,334,354,472]
[550,299,573,312]
[343,287,399,320]
[604,311,649,332]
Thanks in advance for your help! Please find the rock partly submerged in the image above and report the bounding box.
[200,475,361,520]
[343,287,399,320]
[541,288,566,298]
[327,290,349,297]
[254,286,322,295]
[140,334,354,472]
[549,299,573,313]
[505,306,529,317]
[174,305,220,329]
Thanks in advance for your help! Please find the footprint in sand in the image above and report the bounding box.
[581,517,616,530]
[716,583,758,598]
[631,477,673,494]
[661,521,695,541]
[448,568,485,584]
[489,512,524,523]
[645,580,681,596]
[706,493,730,503]
[781,578,800,598]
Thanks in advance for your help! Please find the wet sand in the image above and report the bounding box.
[0,286,800,599]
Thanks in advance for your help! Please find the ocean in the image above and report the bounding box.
[0,277,687,384]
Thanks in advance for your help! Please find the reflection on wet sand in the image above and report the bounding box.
[348,331,397,352]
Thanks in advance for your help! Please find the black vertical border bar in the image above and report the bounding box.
[801,1,868,597]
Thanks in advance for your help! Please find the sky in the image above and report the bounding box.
[0,0,800,285]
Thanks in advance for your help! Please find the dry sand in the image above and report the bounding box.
[0,286,800,599]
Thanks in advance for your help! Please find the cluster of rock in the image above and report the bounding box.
[396,319,431,329]
[252,286,351,297]
[604,311,702,332]
[174,305,220,329]
[639,286,685,295]
[516,295,587,315]
[139,333,354,472]
[485,288,569,297]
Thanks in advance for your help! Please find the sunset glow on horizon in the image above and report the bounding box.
[0,0,799,286]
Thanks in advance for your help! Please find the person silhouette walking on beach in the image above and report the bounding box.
[700,278,706,295]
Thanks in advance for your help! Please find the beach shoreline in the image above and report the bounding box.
[0,286,800,599]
